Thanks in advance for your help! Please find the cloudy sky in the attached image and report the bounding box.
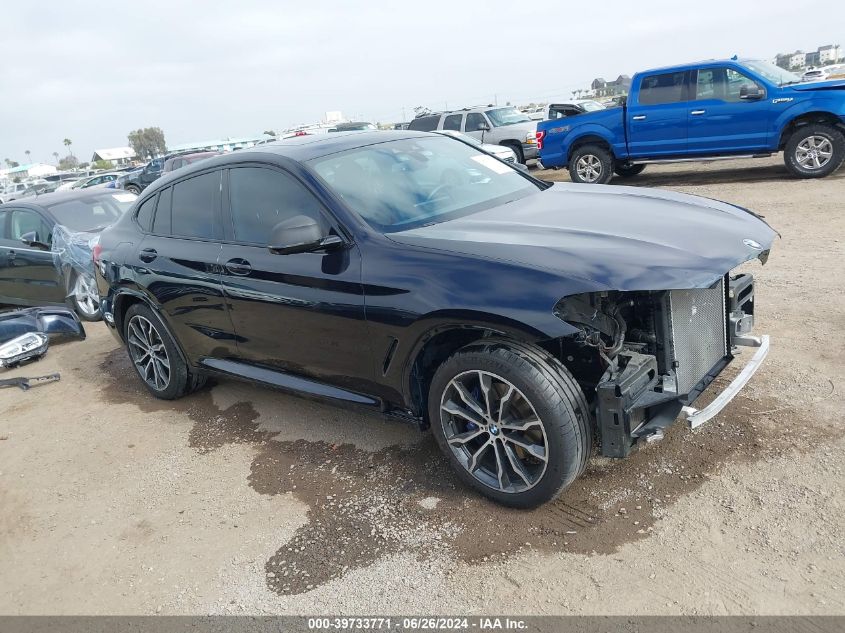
[1,0,842,165]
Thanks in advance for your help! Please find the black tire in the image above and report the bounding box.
[68,271,102,322]
[568,144,614,184]
[125,184,141,195]
[503,143,524,164]
[783,124,845,179]
[428,338,591,508]
[614,163,646,178]
[123,303,202,400]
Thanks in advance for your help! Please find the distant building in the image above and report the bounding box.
[0,162,58,180]
[778,45,842,70]
[591,74,631,97]
[167,136,267,154]
[91,146,136,166]
[819,44,842,64]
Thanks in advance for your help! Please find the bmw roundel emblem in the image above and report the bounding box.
[743,238,763,250]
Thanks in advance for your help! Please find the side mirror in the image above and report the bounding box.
[739,84,764,100]
[20,231,50,250]
[268,215,343,255]
[478,122,491,131]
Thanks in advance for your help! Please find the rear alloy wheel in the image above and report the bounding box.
[429,339,591,508]
[125,184,141,195]
[71,272,101,321]
[123,303,201,400]
[784,124,845,179]
[568,144,614,184]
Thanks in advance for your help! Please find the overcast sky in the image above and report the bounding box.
[1,0,843,165]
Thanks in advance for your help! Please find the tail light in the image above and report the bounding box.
[92,243,103,265]
[536,130,546,151]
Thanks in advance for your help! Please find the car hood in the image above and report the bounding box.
[388,183,778,292]
[482,143,514,156]
[788,79,845,91]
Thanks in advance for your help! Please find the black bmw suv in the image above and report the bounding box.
[96,131,775,507]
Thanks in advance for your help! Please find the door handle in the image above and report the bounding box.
[632,115,647,121]
[690,109,706,115]
[139,248,157,263]
[225,258,252,276]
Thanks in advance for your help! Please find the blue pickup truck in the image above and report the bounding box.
[537,58,845,183]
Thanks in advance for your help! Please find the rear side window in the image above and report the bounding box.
[0,210,7,238]
[443,114,462,131]
[407,115,440,132]
[153,187,172,235]
[170,172,218,239]
[135,195,156,231]
[228,167,327,244]
[638,71,687,105]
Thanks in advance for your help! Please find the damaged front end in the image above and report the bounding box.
[555,273,766,457]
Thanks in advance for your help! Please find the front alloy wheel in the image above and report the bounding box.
[429,339,591,507]
[127,315,171,391]
[794,135,833,171]
[784,124,845,179]
[440,370,548,494]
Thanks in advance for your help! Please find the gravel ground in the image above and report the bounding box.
[0,156,843,615]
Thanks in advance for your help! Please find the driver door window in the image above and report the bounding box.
[227,167,328,245]
[11,210,51,244]
[464,113,488,132]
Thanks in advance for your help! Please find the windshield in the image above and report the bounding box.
[46,192,137,231]
[742,60,801,87]
[485,107,531,127]
[580,100,605,112]
[310,136,539,233]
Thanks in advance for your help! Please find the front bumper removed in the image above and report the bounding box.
[596,333,771,458]
[681,335,769,429]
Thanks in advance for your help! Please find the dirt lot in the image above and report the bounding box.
[1,156,843,615]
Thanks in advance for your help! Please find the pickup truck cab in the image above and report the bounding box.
[537,58,845,183]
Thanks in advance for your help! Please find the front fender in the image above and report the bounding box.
[773,96,845,144]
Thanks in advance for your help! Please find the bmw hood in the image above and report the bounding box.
[388,183,778,292]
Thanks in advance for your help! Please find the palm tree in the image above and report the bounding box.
[63,138,73,157]
[25,150,31,163]
[53,152,59,164]
[4,158,11,168]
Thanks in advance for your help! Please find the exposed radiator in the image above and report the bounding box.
[664,279,727,394]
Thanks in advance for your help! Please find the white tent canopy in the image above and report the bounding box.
[91,147,136,162]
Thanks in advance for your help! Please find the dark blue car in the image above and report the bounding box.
[95,131,776,507]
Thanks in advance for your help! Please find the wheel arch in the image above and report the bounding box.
[402,315,564,425]
[111,289,191,367]
[566,133,615,163]
[777,110,845,149]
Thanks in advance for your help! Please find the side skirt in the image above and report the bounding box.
[199,357,382,407]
